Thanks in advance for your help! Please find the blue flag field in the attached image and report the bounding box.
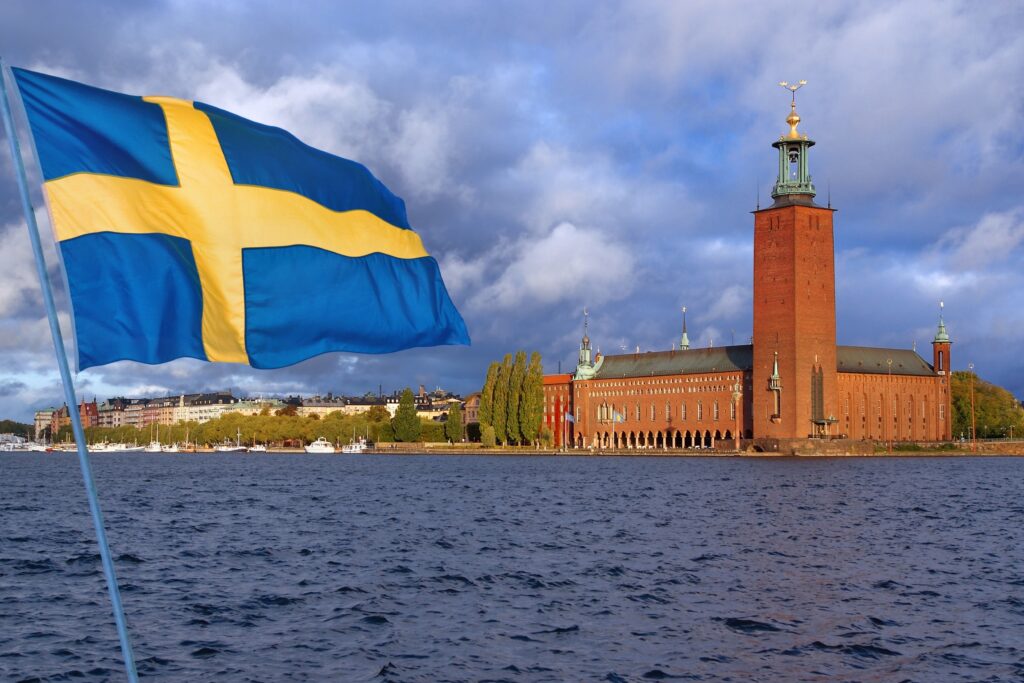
[12,68,469,370]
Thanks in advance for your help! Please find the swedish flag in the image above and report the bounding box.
[12,68,469,370]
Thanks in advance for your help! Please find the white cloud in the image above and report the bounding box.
[705,284,750,322]
[935,209,1024,270]
[469,221,636,311]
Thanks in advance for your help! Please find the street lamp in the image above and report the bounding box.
[968,362,976,453]
[731,380,742,452]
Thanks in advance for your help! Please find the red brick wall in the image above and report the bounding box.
[569,370,751,448]
[836,371,951,442]
[752,202,837,439]
[543,374,572,447]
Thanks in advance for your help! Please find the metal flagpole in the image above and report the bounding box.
[0,59,139,683]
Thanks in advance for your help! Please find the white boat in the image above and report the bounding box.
[144,441,162,453]
[214,428,247,453]
[248,444,267,453]
[161,443,180,453]
[341,438,368,454]
[304,437,335,454]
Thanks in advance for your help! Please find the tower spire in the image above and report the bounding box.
[680,306,690,350]
[933,300,950,343]
[771,80,816,200]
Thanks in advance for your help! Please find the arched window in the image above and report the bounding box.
[713,401,720,420]
[665,403,671,420]
[938,350,944,372]
[635,403,641,420]
[681,402,687,420]
[650,404,655,420]
[697,401,703,421]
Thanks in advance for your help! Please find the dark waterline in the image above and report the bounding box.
[1,453,1022,682]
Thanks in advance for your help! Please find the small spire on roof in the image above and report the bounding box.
[933,300,950,343]
[680,306,690,350]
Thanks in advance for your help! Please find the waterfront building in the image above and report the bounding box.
[298,394,357,418]
[122,400,149,428]
[228,398,285,417]
[34,409,54,441]
[97,398,128,428]
[544,95,952,451]
[542,375,572,448]
[462,393,481,429]
[179,392,237,423]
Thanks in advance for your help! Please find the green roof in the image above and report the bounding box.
[588,344,934,379]
[594,345,753,379]
[836,346,935,376]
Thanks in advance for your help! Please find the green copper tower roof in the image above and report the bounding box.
[771,80,816,200]
[933,302,950,343]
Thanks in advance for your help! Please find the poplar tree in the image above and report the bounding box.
[392,388,421,442]
[520,351,544,445]
[478,361,499,430]
[445,403,463,442]
[506,351,527,444]
[492,354,512,445]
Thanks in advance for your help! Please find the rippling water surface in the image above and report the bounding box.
[1,453,1022,682]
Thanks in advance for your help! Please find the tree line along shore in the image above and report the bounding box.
[2,368,1020,450]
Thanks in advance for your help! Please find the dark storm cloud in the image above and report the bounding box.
[0,0,1022,421]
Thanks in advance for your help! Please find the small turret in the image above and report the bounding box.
[932,301,951,374]
[574,308,603,380]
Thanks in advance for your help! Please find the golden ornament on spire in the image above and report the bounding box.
[778,79,807,139]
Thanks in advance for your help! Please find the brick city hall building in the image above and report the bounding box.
[543,91,952,453]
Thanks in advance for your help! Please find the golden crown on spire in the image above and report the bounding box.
[778,79,807,139]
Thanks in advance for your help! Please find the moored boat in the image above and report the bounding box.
[341,438,369,454]
[214,428,247,453]
[304,437,336,454]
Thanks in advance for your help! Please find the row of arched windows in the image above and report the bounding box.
[596,400,728,423]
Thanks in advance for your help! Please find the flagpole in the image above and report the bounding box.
[0,59,139,683]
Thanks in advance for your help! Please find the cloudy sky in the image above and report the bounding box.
[0,0,1021,422]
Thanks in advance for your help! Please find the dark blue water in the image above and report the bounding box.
[1,454,1022,682]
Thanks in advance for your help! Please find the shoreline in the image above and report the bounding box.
[13,447,1022,458]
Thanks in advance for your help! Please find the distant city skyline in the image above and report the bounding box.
[1,1,1022,423]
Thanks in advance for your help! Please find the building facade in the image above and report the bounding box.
[544,94,952,451]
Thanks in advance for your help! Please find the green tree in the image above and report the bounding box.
[366,405,390,422]
[519,351,544,445]
[392,388,421,442]
[507,351,527,445]
[478,361,499,430]
[0,419,32,439]
[421,421,445,443]
[481,425,496,448]
[445,403,464,442]
[492,354,512,445]
[374,420,395,443]
[951,370,1024,440]
[539,425,554,448]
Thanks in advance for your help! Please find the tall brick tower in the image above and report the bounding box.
[752,82,838,441]
[932,303,953,440]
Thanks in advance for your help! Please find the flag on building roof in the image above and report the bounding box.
[11,67,469,370]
